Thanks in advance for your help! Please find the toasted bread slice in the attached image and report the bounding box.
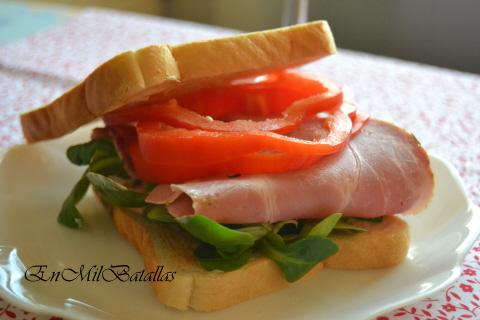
[21,21,335,143]
[109,204,409,311]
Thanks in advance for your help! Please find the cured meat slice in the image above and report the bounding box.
[146,119,434,223]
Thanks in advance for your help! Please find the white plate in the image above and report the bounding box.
[0,127,479,320]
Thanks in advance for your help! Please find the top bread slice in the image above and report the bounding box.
[20,21,336,143]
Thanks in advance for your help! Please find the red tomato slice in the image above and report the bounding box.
[129,142,322,183]
[103,71,366,183]
[135,109,352,165]
[128,112,368,184]
[176,71,334,120]
[104,82,342,134]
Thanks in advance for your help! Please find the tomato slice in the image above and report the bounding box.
[175,71,334,120]
[129,142,322,183]
[128,112,367,184]
[135,109,352,165]
[104,82,342,134]
[104,71,341,120]
[103,71,366,183]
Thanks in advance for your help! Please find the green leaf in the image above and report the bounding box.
[260,236,338,282]
[89,156,129,178]
[194,243,252,272]
[308,213,343,237]
[144,205,175,223]
[86,172,146,207]
[235,224,270,242]
[57,170,90,228]
[333,221,367,233]
[58,138,133,229]
[72,138,129,178]
[265,230,286,246]
[66,139,116,165]
[177,215,254,256]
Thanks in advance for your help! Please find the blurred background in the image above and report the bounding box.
[1,0,479,73]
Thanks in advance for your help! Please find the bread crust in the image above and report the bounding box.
[21,21,335,143]
[109,204,409,311]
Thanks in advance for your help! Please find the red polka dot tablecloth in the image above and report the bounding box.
[0,7,479,320]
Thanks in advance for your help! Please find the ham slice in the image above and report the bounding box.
[146,119,434,223]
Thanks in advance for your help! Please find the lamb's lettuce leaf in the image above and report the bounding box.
[58,139,129,228]
[236,224,270,242]
[183,214,343,278]
[66,139,116,165]
[194,243,252,272]
[177,215,255,257]
[57,171,90,228]
[258,214,343,282]
[143,205,175,223]
[86,172,146,207]
[90,157,128,178]
[333,221,367,233]
[308,213,343,237]
[260,236,338,282]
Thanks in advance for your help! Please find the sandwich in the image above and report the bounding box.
[19,21,434,311]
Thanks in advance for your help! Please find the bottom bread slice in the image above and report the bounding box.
[110,205,409,311]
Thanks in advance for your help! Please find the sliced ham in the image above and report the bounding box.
[146,119,434,223]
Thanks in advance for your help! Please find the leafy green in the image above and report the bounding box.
[186,213,342,279]
[235,224,270,242]
[57,170,90,228]
[308,213,343,237]
[59,138,132,228]
[194,243,252,271]
[144,205,175,223]
[265,229,286,246]
[328,216,384,234]
[90,156,129,178]
[86,172,147,207]
[256,213,343,282]
[260,236,338,282]
[66,139,116,165]
[177,215,254,257]
[333,221,367,233]
[298,214,369,237]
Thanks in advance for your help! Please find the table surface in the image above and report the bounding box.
[0,3,479,320]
